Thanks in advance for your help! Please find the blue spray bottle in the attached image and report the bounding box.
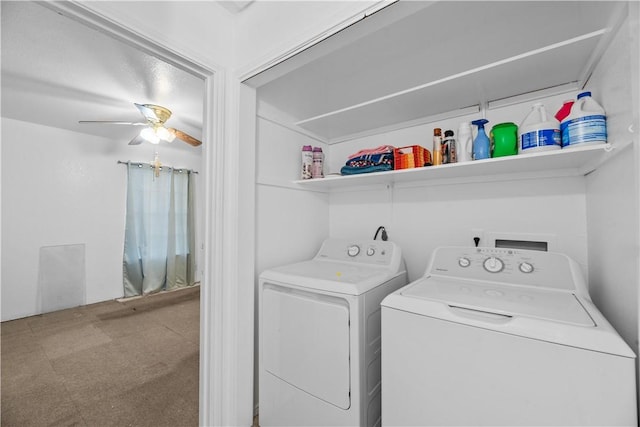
[471,119,490,160]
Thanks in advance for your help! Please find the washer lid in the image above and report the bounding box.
[401,276,594,327]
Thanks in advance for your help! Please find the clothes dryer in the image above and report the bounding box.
[381,247,637,426]
[259,238,407,427]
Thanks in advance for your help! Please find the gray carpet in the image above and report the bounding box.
[1,286,200,427]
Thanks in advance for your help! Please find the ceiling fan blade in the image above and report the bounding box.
[79,120,148,126]
[128,134,145,145]
[134,103,172,125]
[169,128,202,147]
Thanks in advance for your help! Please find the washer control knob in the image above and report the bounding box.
[458,257,471,268]
[483,257,504,273]
[347,245,360,257]
[366,247,376,256]
[519,262,534,273]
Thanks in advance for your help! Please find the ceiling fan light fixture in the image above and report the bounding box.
[140,127,160,144]
[156,126,176,142]
[80,102,201,147]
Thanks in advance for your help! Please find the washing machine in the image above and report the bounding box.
[259,238,407,427]
[381,246,637,426]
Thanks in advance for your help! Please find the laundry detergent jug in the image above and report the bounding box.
[491,122,518,158]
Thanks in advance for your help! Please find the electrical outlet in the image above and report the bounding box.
[471,228,484,247]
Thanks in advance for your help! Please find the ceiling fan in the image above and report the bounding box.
[79,103,202,146]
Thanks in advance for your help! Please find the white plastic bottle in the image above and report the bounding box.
[457,122,473,162]
[518,103,561,154]
[561,91,607,148]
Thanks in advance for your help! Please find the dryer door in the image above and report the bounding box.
[262,284,351,409]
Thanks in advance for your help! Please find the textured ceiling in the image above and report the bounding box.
[1,2,204,148]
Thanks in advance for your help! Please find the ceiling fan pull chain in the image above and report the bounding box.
[153,152,161,178]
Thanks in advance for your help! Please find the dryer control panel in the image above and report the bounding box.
[426,247,587,295]
[315,239,403,270]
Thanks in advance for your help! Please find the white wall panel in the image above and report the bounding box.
[585,13,639,353]
[586,148,638,350]
[255,116,330,272]
[256,186,329,274]
[330,177,587,283]
[256,117,328,185]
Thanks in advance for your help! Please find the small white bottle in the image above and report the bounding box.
[561,91,607,148]
[457,122,473,163]
[301,145,313,179]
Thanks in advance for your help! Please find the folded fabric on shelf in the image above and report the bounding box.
[340,164,393,175]
[347,145,397,160]
[340,151,394,175]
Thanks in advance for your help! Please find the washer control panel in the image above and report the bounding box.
[458,255,535,274]
[429,247,580,292]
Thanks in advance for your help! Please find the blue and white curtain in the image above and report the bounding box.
[123,163,196,297]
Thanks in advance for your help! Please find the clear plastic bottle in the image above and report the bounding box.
[301,145,313,179]
[311,146,324,178]
[561,91,607,148]
[432,128,443,166]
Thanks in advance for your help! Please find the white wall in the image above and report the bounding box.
[584,11,639,355]
[1,118,203,321]
[329,176,587,283]
[586,148,638,348]
[80,1,235,70]
[255,117,330,274]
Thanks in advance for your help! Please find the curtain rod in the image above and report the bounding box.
[117,160,199,174]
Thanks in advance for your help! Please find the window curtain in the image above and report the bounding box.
[123,164,196,297]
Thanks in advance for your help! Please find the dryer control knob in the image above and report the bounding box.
[366,247,376,256]
[458,257,471,267]
[347,245,360,257]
